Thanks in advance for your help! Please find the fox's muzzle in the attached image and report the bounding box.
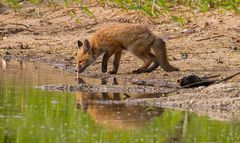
[75,66,85,73]
[75,59,95,74]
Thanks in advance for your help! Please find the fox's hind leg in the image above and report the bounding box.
[129,38,156,74]
[144,53,159,73]
[132,53,152,74]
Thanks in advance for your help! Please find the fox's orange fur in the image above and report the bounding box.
[76,24,179,74]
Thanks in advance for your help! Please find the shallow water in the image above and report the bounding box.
[1,60,240,143]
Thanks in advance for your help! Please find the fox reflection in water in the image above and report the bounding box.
[75,78,164,130]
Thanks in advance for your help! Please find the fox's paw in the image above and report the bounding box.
[132,69,142,74]
[165,66,180,72]
[109,71,117,74]
[101,68,107,73]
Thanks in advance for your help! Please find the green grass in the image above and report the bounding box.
[1,0,239,14]
[1,0,239,26]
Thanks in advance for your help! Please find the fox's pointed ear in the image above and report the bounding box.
[77,40,83,49]
[83,39,91,52]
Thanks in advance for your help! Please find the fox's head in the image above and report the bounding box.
[75,39,96,73]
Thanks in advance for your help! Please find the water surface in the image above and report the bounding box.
[1,60,240,143]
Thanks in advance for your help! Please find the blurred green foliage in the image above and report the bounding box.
[1,0,239,13]
[1,0,239,25]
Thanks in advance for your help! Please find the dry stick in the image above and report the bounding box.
[196,35,224,42]
[1,23,29,29]
[49,22,98,34]
[164,72,240,95]
[0,23,34,32]
[202,74,221,79]
[212,71,240,85]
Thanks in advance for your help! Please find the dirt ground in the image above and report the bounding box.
[1,3,240,120]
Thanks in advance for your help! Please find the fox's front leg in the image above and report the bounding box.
[109,51,122,74]
[102,52,110,73]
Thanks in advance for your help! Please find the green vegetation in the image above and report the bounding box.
[1,0,239,25]
[1,0,240,14]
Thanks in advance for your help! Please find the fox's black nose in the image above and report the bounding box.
[74,68,78,73]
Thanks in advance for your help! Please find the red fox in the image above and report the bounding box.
[75,24,179,75]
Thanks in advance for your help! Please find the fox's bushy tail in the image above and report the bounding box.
[151,37,179,72]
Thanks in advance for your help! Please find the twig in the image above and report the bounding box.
[212,72,240,85]
[1,23,29,29]
[0,23,34,33]
[41,7,62,19]
[196,35,224,42]
[202,74,221,79]
[47,22,98,34]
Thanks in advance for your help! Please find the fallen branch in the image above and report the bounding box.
[212,72,240,85]
[51,22,98,33]
[202,74,221,79]
[196,35,224,42]
[1,23,29,29]
[0,23,34,33]
[32,22,98,34]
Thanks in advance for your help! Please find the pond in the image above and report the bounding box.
[0,60,240,143]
